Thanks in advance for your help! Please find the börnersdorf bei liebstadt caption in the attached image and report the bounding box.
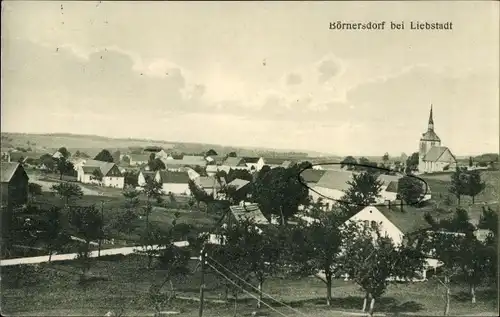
[329,21,453,31]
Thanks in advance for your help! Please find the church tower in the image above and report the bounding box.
[418,105,441,170]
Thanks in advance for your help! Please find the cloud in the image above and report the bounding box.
[285,72,302,86]
[317,58,342,83]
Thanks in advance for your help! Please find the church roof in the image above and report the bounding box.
[421,129,441,141]
[423,146,456,162]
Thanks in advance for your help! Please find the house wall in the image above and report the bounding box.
[103,176,125,189]
[80,173,101,185]
[348,206,405,246]
[162,183,190,195]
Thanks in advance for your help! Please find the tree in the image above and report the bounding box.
[288,211,346,306]
[405,152,419,173]
[38,207,71,262]
[56,157,74,180]
[227,151,237,157]
[397,175,425,207]
[469,156,474,167]
[51,183,84,206]
[464,170,485,204]
[226,168,253,183]
[137,224,169,269]
[91,169,103,182]
[449,168,468,205]
[58,147,70,159]
[123,171,139,187]
[112,150,121,164]
[425,208,475,234]
[40,154,55,171]
[340,156,357,171]
[478,206,498,236]
[148,158,166,172]
[341,223,426,316]
[251,166,308,225]
[188,179,212,210]
[382,152,390,165]
[206,149,218,156]
[70,205,103,280]
[340,172,383,217]
[120,186,141,234]
[28,183,43,203]
[422,231,466,316]
[94,149,114,163]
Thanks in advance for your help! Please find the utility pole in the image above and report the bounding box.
[198,247,206,317]
[98,200,104,257]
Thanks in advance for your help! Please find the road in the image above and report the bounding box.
[0,241,190,267]
[29,173,103,196]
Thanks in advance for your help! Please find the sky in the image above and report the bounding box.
[1,1,498,156]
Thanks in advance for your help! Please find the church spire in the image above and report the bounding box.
[428,104,434,131]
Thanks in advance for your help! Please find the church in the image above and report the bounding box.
[418,105,457,173]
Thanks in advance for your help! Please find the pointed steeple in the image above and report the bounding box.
[428,104,434,131]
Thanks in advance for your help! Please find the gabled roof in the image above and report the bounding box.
[352,205,432,235]
[229,203,269,224]
[140,171,158,182]
[195,176,223,189]
[300,169,326,184]
[206,155,225,164]
[128,154,151,162]
[423,146,456,163]
[421,130,441,142]
[82,159,119,176]
[227,178,250,191]
[243,157,261,164]
[157,171,190,184]
[263,157,288,165]
[223,157,246,167]
[166,155,207,167]
[1,162,23,183]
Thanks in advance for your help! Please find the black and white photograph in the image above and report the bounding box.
[1,1,498,316]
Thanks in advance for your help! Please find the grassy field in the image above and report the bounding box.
[1,254,496,317]
[419,170,499,223]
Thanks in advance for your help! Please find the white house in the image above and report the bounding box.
[157,171,191,195]
[77,159,124,188]
[243,157,265,171]
[125,154,150,166]
[344,205,443,281]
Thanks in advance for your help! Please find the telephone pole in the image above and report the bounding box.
[98,200,104,257]
[198,247,206,317]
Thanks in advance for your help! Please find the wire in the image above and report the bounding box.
[205,262,290,317]
[207,255,309,317]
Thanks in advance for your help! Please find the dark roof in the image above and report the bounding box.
[82,159,119,176]
[195,176,222,189]
[423,146,456,163]
[140,171,157,182]
[128,154,151,162]
[421,129,441,142]
[315,170,354,191]
[385,181,399,193]
[157,171,190,184]
[281,160,294,168]
[1,162,22,183]
[223,157,246,167]
[229,203,269,224]
[377,205,432,234]
[166,156,207,167]
[243,157,260,164]
[300,169,326,184]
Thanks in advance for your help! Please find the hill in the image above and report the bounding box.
[0,132,331,158]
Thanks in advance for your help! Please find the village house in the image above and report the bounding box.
[344,205,443,281]
[418,105,457,173]
[225,202,270,227]
[77,159,124,188]
[243,157,265,171]
[164,155,207,171]
[124,153,150,166]
[300,169,326,188]
[137,170,159,187]
[221,157,250,171]
[220,178,252,202]
[262,157,289,168]
[194,175,225,197]
[157,171,191,195]
[1,162,29,208]
[309,170,429,207]
[1,149,11,163]
[205,155,225,166]
[206,164,231,176]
